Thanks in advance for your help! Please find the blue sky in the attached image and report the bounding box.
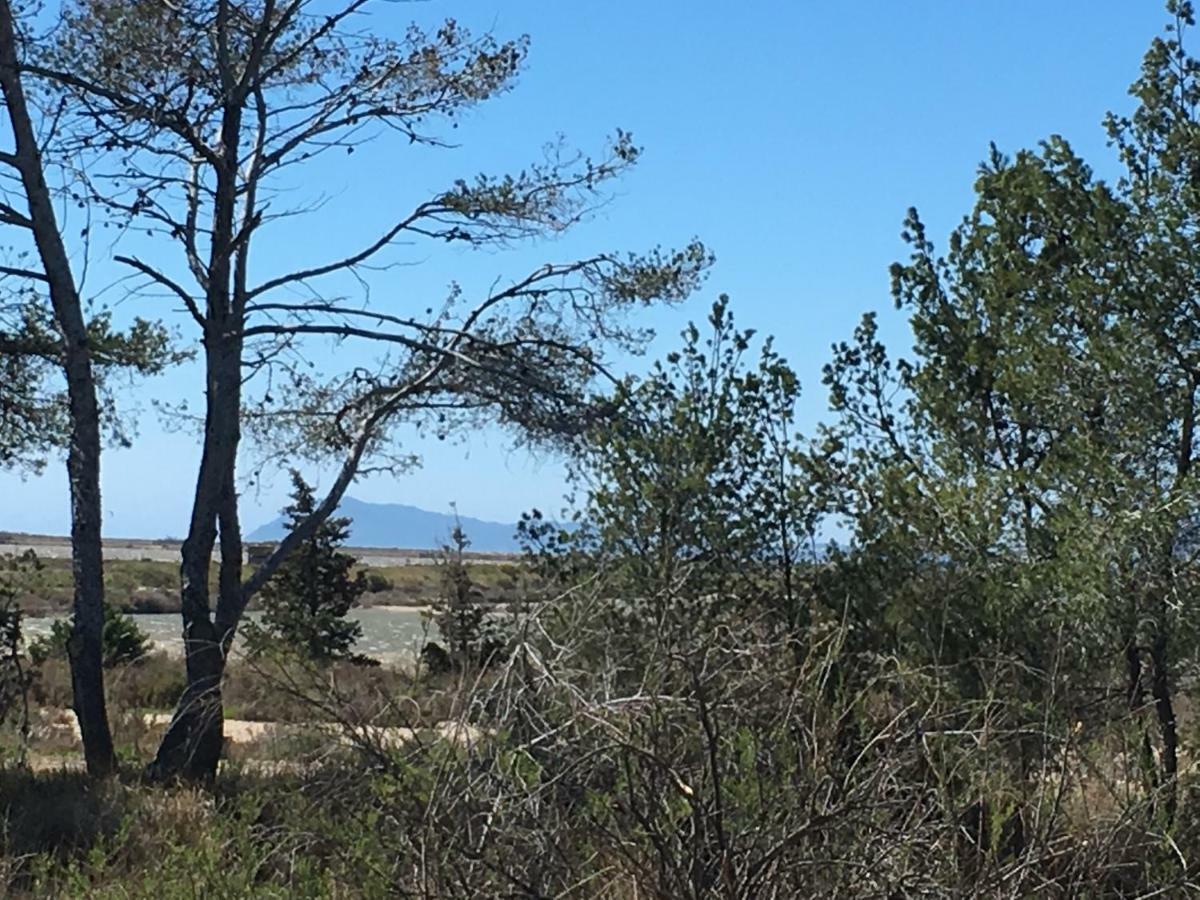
[0,1,1172,538]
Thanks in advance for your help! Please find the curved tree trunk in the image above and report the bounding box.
[146,615,226,781]
[147,73,247,779]
[147,333,242,781]
[0,0,114,776]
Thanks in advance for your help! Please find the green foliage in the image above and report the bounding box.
[0,298,67,473]
[425,521,505,670]
[244,472,367,663]
[360,571,393,594]
[30,602,150,669]
[431,524,483,663]
[0,553,34,745]
[99,606,151,668]
[0,290,180,474]
[14,4,1200,896]
[807,1,1200,819]
[524,296,811,634]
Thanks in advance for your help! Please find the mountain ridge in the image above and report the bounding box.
[246,496,522,552]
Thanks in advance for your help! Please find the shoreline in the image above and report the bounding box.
[362,604,433,614]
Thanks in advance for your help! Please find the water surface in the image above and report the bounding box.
[24,606,434,663]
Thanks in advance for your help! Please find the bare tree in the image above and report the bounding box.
[36,0,709,779]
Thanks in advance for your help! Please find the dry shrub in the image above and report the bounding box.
[9,593,1200,897]
[105,654,187,713]
[271,586,1200,898]
[222,651,480,727]
[31,652,185,716]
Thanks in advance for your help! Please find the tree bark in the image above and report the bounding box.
[0,0,115,776]
[146,74,248,780]
[1125,635,1158,787]
[1150,615,1178,825]
[147,334,242,781]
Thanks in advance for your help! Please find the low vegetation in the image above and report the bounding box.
[29,603,150,669]
[7,1,1200,897]
[6,555,526,616]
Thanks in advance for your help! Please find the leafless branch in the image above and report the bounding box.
[114,254,205,325]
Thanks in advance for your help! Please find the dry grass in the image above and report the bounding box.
[8,557,536,616]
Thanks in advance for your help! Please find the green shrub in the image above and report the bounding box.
[361,571,394,594]
[243,472,368,663]
[428,523,508,670]
[0,553,35,742]
[30,603,150,669]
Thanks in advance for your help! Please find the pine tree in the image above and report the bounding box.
[424,517,507,672]
[247,472,367,663]
[434,523,485,666]
[35,601,150,669]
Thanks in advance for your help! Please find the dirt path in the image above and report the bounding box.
[32,708,482,755]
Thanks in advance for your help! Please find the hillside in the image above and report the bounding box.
[246,497,522,553]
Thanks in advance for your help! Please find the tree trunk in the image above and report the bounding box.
[1150,620,1178,825]
[1125,637,1145,712]
[147,344,406,780]
[146,615,226,781]
[144,453,227,780]
[146,80,248,780]
[1126,637,1157,790]
[147,335,242,781]
[64,417,114,778]
[0,0,114,776]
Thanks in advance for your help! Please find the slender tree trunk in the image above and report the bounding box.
[1126,636,1157,787]
[63,398,114,777]
[1150,614,1178,825]
[0,0,114,776]
[1152,382,1197,826]
[1125,638,1144,713]
[214,464,244,648]
[1126,590,1179,825]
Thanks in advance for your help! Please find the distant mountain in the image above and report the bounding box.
[246,496,521,552]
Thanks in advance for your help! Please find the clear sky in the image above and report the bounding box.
[0,1,1173,538]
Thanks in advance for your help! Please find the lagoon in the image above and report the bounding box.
[24,606,434,663]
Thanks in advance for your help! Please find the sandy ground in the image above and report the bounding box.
[32,708,483,753]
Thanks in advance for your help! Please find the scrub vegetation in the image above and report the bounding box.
[6,1,1200,896]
